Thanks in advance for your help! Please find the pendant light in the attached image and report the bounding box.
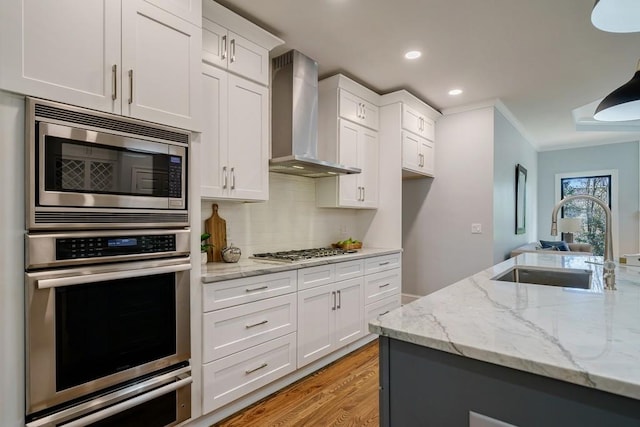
[591,0,640,33]
[594,60,640,121]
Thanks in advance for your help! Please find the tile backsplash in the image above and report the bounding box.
[200,173,359,255]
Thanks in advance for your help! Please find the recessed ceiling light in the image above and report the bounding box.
[448,89,463,96]
[292,165,305,169]
[404,51,422,60]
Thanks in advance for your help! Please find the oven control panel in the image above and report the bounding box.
[56,234,177,260]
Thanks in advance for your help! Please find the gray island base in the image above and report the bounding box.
[379,336,640,427]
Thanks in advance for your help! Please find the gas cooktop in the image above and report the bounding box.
[251,247,355,262]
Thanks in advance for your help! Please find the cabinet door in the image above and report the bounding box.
[334,278,364,348]
[402,104,435,141]
[338,89,378,130]
[201,64,228,198]
[402,131,422,173]
[337,119,361,207]
[227,32,270,86]
[359,127,379,208]
[227,74,269,200]
[0,0,121,114]
[297,284,334,367]
[202,17,229,70]
[121,0,201,130]
[421,139,435,177]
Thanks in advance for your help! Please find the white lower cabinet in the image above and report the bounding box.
[202,332,297,414]
[200,252,402,416]
[297,276,364,368]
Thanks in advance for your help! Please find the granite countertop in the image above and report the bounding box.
[201,247,402,283]
[370,252,640,400]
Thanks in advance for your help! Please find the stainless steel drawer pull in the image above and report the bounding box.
[128,69,134,105]
[379,261,390,266]
[337,290,341,309]
[245,285,268,292]
[246,319,268,329]
[222,166,228,189]
[332,291,336,310]
[111,64,117,101]
[230,39,236,63]
[379,310,390,316]
[221,35,227,60]
[245,362,268,375]
[231,167,236,190]
[379,283,391,288]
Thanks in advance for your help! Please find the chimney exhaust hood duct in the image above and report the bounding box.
[270,50,361,178]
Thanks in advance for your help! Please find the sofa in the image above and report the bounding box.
[510,241,594,258]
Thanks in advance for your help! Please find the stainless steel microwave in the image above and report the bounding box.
[26,97,190,230]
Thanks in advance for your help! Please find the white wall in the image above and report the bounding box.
[402,106,495,296]
[200,173,361,255]
[492,108,538,262]
[0,90,26,427]
[537,141,639,257]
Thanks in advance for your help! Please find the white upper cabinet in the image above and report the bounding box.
[201,64,269,201]
[202,1,283,86]
[402,104,435,141]
[316,74,381,209]
[379,90,441,179]
[0,0,201,131]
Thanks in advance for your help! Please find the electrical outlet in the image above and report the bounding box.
[471,223,482,234]
[339,224,348,238]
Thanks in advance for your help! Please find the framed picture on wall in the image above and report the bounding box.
[515,164,527,234]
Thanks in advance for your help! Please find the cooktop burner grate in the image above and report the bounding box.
[251,248,351,262]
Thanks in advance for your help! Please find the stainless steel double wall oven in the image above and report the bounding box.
[24,98,192,427]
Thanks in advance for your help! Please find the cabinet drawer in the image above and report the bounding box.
[203,293,297,362]
[335,259,364,281]
[364,268,401,305]
[298,264,335,290]
[364,253,402,274]
[402,104,435,141]
[203,270,297,312]
[365,293,401,329]
[202,332,297,414]
[339,88,379,130]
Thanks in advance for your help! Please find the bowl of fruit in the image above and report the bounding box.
[332,238,362,251]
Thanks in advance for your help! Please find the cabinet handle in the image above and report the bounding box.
[379,283,391,288]
[111,64,117,101]
[231,167,236,190]
[379,310,390,317]
[362,186,365,201]
[379,261,390,266]
[362,103,366,120]
[222,166,228,189]
[230,39,236,63]
[332,291,336,310]
[337,290,341,309]
[221,35,227,60]
[128,69,133,105]
[245,319,268,329]
[245,362,268,375]
[245,285,268,292]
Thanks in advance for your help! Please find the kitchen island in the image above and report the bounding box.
[370,253,640,426]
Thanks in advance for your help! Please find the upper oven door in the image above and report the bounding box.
[37,122,186,210]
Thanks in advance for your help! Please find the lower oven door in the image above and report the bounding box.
[25,257,191,416]
[25,366,192,427]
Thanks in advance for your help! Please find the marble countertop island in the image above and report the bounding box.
[370,252,640,401]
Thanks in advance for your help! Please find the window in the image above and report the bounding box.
[555,170,618,257]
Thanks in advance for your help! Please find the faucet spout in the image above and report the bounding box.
[551,195,616,290]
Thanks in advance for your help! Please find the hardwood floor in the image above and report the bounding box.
[213,340,380,427]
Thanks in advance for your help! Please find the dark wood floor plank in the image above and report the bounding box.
[214,340,379,427]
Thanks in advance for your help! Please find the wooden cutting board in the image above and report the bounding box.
[205,203,227,262]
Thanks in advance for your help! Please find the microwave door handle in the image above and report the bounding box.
[39,376,193,427]
[36,260,191,290]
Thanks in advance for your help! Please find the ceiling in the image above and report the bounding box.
[216,0,640,151]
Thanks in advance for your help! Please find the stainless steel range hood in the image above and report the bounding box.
[270,50,361,178]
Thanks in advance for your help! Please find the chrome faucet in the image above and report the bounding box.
[551,195,616,290]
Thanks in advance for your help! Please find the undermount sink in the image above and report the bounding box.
[492,266,592,289]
